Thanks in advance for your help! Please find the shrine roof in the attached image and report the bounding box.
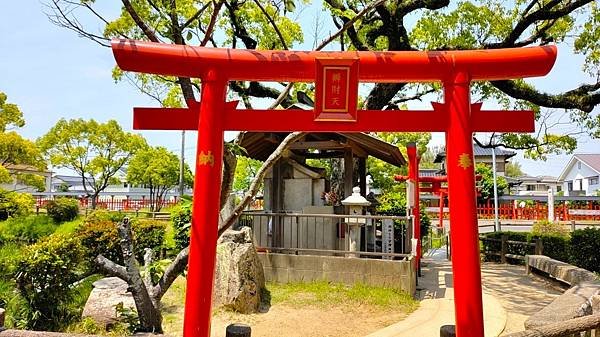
[238,132,406,167]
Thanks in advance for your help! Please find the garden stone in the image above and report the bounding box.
[214,227,265,314]
[82,277,136,327]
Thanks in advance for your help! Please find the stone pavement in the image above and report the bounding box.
[367,247,563,337]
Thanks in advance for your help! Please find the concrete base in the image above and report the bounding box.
[258,253,416,296]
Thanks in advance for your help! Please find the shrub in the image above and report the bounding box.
[45,197,79,223]
[77,215,167,265]
[530,233,570,262]
[0,189,35,220]
[14,234,85,330]
[531,220,569,237]
[170,201,192,250]
[0,215,57,243]
[569,228,600,273]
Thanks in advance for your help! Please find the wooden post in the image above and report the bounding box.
[535,238,543,255]
[440,325,456,337]
[571,220,576,232]
[226,324,251,337]
[501,235,508,264]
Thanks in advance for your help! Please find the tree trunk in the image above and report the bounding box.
[116,219,163,333]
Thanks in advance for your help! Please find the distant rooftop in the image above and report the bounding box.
[434,144,516,163]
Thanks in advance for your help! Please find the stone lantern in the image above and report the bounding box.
[341,186,370,257]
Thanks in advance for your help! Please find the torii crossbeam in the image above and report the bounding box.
[111,39,557,337]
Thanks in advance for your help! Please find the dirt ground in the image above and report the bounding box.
[209,305,407,337]
[161,278,411,337]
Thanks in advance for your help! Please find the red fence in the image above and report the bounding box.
[34,196,179,211]
[427,200,600,221]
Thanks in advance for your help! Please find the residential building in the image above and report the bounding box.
[558,154,600,196]
[514,175,562,196]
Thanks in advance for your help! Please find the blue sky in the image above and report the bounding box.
[1,2,598,178]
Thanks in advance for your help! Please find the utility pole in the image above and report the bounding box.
[179,130,185,196]
[491,146,501,231]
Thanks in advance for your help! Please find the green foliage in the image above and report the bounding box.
[505,161,524,178]
[376,191,406,216]
[368,133,431,194]
[531,220,569,237]
[232,156,263,193]
[77,213,167,265]
[0,92,47,191]
[127,146,192,211]
[0,215,57,243]
[45,197,79,223]
[37,119,146,205]
[569,228,600,273]
[475,163,508,200]
[170,199,192,250]
[0,189,35,220]
[14,234,85,330]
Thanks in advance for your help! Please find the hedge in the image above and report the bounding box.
[569,228,600,273]
[481,228,600,273]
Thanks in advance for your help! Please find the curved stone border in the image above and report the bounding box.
[525,255,600,329]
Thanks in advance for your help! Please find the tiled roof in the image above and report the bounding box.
[434,144,516,162]
[575,154,600,174]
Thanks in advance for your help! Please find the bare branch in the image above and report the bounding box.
[95,255,129,282]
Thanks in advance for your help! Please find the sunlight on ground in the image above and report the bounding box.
[161,277,418,337]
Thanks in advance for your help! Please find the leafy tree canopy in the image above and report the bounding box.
[127,146,193,211]
[233,156,263,193]
[0,92,46,191]
[37,119,146,207]
[505,161,525,178]
[476,163,508,200]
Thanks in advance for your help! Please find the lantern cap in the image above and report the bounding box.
[341,187,371,206]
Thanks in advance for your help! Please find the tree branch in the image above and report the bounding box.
[121,0,161,42]
[219,132,306,236]
[153,246,189,301]
[492,80,600,113]
[201,1,224,47]
[95,255,129,282]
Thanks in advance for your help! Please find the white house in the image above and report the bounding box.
[514,175,562,196]
[558,154,600,196]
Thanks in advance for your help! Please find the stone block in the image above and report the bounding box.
[288,255,318,271]
[527,255,599,286]
[525,281,600,329]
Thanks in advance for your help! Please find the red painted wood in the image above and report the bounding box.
[112,39,556,82]
[444,73,484,337]
[182,76,227,337]
[133,106,534,132]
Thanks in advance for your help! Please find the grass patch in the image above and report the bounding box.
[54,216,84,234]
[268,280,418,311]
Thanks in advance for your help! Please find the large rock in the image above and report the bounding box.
[82,277,136,327]
[213,227,265,314]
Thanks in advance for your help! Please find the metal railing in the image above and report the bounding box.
[237,212,412,258]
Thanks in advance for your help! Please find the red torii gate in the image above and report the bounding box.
[111,39,556,337]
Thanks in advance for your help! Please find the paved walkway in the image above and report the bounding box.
[367,247,563,337]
